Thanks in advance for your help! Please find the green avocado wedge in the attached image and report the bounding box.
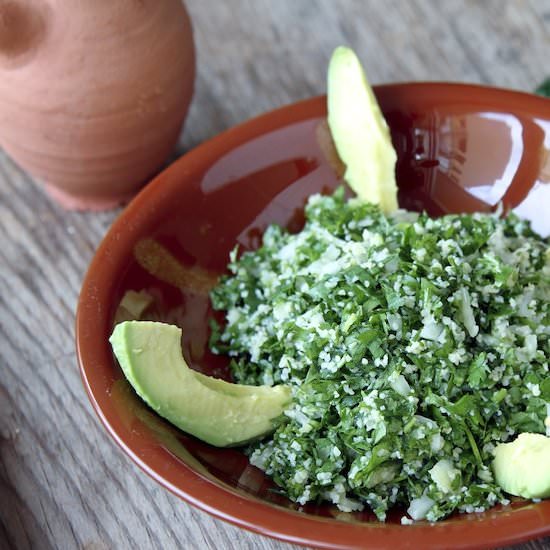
[492,432,550,499]
[327,46,398,213]
[110,321,292,447]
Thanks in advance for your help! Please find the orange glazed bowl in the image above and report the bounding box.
[77,83,550,549]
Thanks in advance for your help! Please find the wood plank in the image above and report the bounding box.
[0,1,548,549]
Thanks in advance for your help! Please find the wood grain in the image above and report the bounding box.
[1,1,549,549]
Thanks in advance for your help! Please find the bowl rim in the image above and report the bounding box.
[77,82,550,550]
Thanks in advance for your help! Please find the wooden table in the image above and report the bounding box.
[2,1,549,548]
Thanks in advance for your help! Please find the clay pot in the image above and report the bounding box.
[0,0,195,209]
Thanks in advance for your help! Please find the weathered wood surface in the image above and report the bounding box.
[1,1,549,548]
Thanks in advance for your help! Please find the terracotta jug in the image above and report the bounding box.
[0,0,195,209]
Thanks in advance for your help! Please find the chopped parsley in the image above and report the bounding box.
[210,188,550,522]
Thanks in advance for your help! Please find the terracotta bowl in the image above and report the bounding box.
[77,83,550,549]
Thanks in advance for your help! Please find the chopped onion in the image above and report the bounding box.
[389,373,411,396]
[429,459,458,493]
[407,495,435,520]
[430,433,444,452]
[456,287,479,338]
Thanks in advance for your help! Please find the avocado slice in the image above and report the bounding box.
[110,321,292,447]
[492,432,550,499]
[327,46,398,213]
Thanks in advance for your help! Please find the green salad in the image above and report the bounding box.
[210,188,550,522]
[109,47,550,524]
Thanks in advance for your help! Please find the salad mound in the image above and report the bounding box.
[210,189,550,522]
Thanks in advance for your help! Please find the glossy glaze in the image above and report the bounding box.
[77,84,550,549]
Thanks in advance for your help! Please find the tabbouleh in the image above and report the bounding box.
[209,188,550,522]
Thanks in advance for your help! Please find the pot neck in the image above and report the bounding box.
[0,1,49,66]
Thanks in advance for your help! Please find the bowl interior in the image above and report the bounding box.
[77,84,550,548]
